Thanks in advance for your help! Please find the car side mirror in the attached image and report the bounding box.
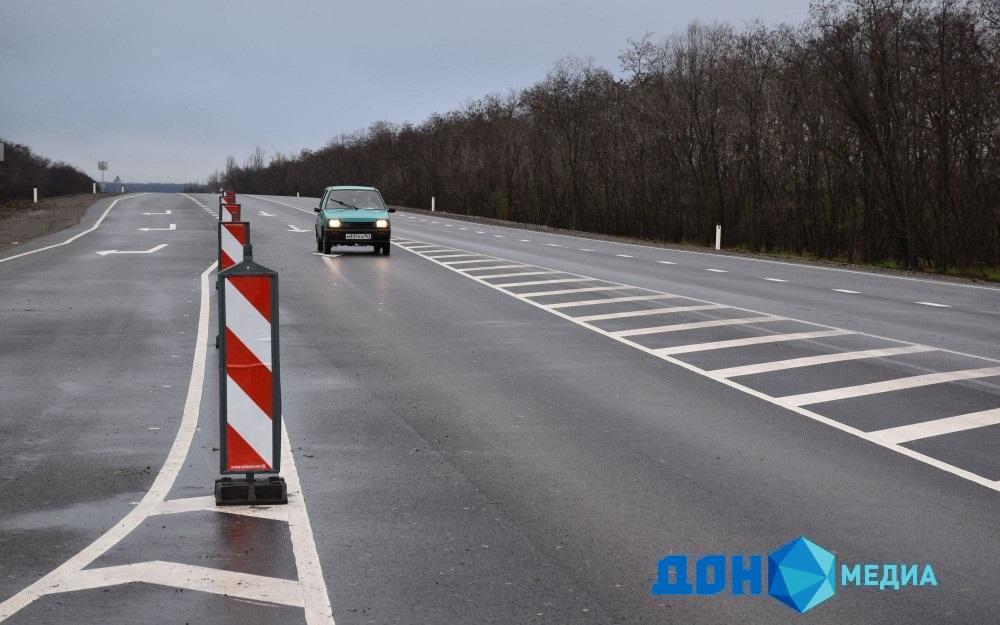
[387,208,396,213]
[313,207,321,213]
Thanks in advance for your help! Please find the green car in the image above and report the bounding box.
[313,185,395,255]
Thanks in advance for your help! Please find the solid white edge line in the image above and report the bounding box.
[280,420,336,625]
[0,193,147,263]
[0,260,215,622]
[392,239,1000,493]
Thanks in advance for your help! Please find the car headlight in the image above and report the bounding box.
[328,219,341,228]
[375,219,389,228]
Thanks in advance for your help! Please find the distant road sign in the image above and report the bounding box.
[98,161,108,171]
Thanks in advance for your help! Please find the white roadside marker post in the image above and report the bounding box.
[715,224,722,250]
[92,182,97,194]
[431,196,435,212]
[33,188,38,203]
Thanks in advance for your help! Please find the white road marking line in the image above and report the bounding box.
[777,367,1000,407]
[141,210,172,215]
[280,420,336,625]
[153,496,289,522]
[0,194,147,264]
[286,224,309,232]
[710,345,938,378]
[402,244,448,250]
[493,234,505,238]
[445,224,453,227]
[867,408,1000,445]
[459,227,468,230]
[57,562,304,608]
[610,315,783,336]
[832,289,861,294]
[430,253,479,260]
[654,330,854,355]
[576,303,729,323]
[520,239,531,242]
[478,270,560,280]
[494,277,594,288]
[0,261,214,621]
[616,254,633,258]
[705,268,728,273]
[461,264,529,273]
[763,278,788,282]
[579,248,594,252]
[519,286,626,298]
[444,259,503,266]
[258,211,275,216]
[548,294,678,309]
[0,261,335,625]
[475,230,485,234]
[96,244,169,256]
[916,301,951,308]
[544,243,562,247]
[657,260,676,265]
[394,239,1000,494]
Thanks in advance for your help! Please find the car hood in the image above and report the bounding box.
[321,208,390,222]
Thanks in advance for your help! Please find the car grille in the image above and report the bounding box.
[339,222,376,230]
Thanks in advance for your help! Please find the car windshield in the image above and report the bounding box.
[325,189,386,210]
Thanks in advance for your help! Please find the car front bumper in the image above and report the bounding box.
[322,227,391,245]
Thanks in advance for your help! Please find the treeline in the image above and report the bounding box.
[0,139,93,202]
[209,0,1000,275]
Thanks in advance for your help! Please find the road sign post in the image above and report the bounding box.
[216,243,286,505]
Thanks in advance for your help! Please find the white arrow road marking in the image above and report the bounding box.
[141,210,172,215]
[96,244,169,256]
[138,224,176,232]
[287,224,309,232]
[0,194,147,264]
[259,211,275,216]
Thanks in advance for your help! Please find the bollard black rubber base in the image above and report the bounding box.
[215,476,288,506]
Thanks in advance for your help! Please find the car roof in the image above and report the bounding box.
[324,185,378,192]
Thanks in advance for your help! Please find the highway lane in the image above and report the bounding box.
[2,191,999,624]
[229,193,999,623]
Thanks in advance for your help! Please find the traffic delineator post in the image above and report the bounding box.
[215,243,287,506]
[220,203,242,222]
[216,221,250,344]
[218,221,249,271]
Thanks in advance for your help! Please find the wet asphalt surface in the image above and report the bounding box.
[1,193,998,624]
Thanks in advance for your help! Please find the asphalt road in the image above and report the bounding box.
[1,192,999,624]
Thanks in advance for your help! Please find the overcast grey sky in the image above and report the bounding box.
[1,0,808,183]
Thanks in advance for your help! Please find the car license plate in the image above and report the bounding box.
[345,233,371,240]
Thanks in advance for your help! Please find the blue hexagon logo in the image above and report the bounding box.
[768,536,836,613]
